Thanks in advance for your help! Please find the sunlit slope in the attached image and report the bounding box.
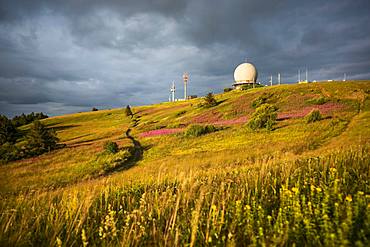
[0,81,369,194]
[0,109,132,192]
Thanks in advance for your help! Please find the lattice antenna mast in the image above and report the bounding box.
[170,81,176,102]
[183,72,189,100]
[278,73,281,85]
[298,69,301,82]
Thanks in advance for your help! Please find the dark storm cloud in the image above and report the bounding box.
[0,0,369,117]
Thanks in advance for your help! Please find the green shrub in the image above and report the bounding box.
[305,109,322,123]
[92,107,98,111]
[247,104,278,131]
[104,141,119,154]
[0,143,20,163]
[185,124,217,137]
[224,88,233,92]
[92,148,132,173]
[203,93,218,107]
[251,92,274,108]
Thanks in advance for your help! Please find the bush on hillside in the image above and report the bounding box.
[0,143,20,163]
[203,92,218,107]
[224,88,233,92]
[251,92,274,109]
[125,105,133,117]
[0,115,18,145]
[104,141,119,154]
[305,109,322,123]
[92,107,98,111]
[185,124,217,137]
[25,120,59,155]
[247,104,278,131]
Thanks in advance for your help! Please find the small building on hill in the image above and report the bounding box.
[187,95,197,99]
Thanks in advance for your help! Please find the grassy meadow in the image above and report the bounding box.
[0,81,369,246]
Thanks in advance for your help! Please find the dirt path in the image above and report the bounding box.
[125,128,143,162]
[111,110,145,172]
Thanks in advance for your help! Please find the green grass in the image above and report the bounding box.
[0,81,369,246]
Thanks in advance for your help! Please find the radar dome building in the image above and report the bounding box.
[233,62,258,89]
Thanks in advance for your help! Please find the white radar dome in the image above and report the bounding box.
[233,63,258,83]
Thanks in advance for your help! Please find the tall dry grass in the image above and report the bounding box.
[0,147,369,246]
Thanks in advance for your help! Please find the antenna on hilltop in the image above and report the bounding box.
[170,81,176,102]
[278,73,281,85]
[298,69,301,82]
[306,67,308,82]
[183,72,189,100]
[270,75,273,86]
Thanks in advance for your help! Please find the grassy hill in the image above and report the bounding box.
[0,81,369,246]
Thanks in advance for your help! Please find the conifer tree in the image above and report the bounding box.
[204,92,217,107]
[125,105,133,118]
[26,120,59,155]
[0,115,18,145]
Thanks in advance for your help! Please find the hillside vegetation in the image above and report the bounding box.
[0,81,369,246]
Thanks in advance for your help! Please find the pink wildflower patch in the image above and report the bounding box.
[139,128,184,138]
[278,102,345,120]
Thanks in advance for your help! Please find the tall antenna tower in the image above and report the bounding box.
[305,68,308,82]
[278,73,281,85]
[270,75,273,86]
[183,72,189,100]
[343,73,346,81]
[298,69,301,82]
[170,81,176,102]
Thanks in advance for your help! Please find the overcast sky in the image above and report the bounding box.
[0,0,369,117]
